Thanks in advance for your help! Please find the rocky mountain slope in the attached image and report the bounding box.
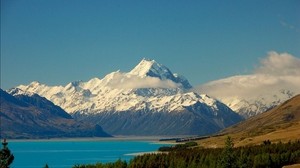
[0,88,111,139]
[11,59,243,135]
[196,94,300,147]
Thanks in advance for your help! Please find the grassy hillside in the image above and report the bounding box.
[196,94,300,147]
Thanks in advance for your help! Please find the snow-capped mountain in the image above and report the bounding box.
[9,59,242,135]
[195,52,300,118]
[0,88,111,138]
[196,74,297,118]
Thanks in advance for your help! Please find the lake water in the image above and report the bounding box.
[8,139,171,168]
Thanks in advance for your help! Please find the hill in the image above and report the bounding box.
[0,88,111,139]
[196,94,300,147]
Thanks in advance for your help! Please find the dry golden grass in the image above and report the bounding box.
[282,164,300,168]
[196,95,300,148]
[197,121,300,148]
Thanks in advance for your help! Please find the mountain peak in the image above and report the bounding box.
[128,58,192,89]
[129,58,163,77]
[129,58,175,79]
[8,88,35,97]
[29,81,42,86]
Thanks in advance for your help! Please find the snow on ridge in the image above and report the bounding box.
[128,58,191,89]
[129,58,156,76]
[13,81,201,114]
[196,74,298,118]
[10,58,225,116]
[8,88,35,97]
[128,58,170,78]
[194,52,300,118]
[16,81,64,100]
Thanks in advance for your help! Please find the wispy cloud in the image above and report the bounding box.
[279,16,300,33]
[196,52,300,98]
[104,72,181,89]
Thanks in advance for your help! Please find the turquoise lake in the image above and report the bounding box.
[9,139,171,168]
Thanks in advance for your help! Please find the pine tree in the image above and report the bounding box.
[0,139,14,168]
[237,150,249,168]
[219,136,236,168]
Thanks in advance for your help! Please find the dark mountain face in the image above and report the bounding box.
[73,101,242,136]
[14,93,73,119]
[0,89,111,139]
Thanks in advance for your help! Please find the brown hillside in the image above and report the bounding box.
[223,94,300,135]
[196,94,300,147]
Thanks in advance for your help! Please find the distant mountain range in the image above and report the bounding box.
[0,88,111,139]
[10,59,242,136]
[222,94,300,136]
[196,52,300,118]
[196,75,297,118]
[8,57,298,136]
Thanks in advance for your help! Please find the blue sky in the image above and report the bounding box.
[1,0,299,89]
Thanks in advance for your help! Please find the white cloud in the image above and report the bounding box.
[195,52,300,99]
[255,51,300,76]
[105,72,181,89]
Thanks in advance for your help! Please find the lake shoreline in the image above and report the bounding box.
[6,135,185,143]
[125,151,168,156]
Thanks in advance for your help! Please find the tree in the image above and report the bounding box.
[219,136,236,168]
[237,150,249,168]
[0,139,14,168]
[263,140,271,146]
[113,159,127,168]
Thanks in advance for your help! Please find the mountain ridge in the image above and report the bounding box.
[196,74,297,118]
[0,88,111,139]
[11,59,221,114]
[10,59,242,135]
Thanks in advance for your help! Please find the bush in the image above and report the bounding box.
[158,146,172,152]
